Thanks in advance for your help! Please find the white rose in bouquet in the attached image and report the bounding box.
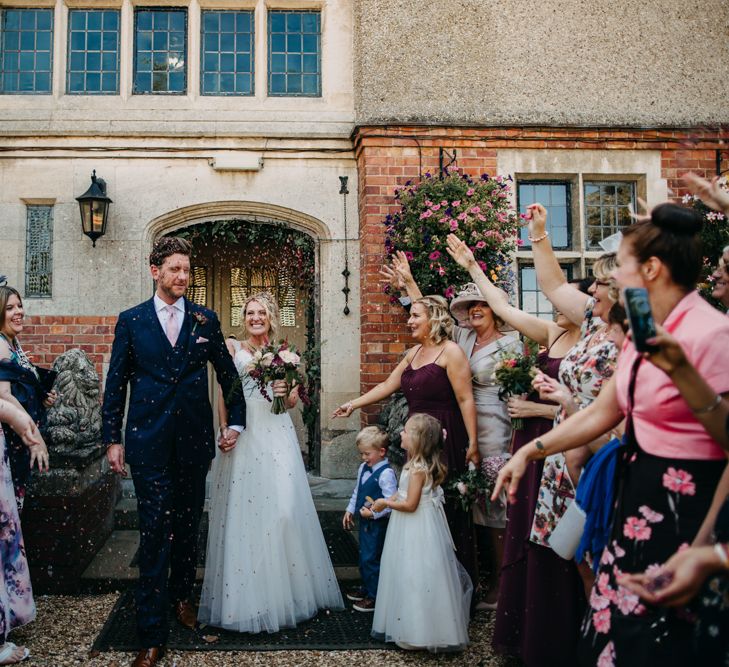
[260,352,275,367]
[278,349,301,365]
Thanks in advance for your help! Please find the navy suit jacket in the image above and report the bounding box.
[102,297,245,467]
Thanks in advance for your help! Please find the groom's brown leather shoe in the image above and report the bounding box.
[131,647,165,667]
[174,600,197,630]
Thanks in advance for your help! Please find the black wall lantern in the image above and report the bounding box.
[76,170,112,247]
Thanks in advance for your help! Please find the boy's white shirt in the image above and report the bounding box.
[346,458,398,520]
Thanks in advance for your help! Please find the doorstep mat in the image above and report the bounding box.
[130,511,359,568]
[91,588,389,652]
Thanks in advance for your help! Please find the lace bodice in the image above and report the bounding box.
[233,347,272,402]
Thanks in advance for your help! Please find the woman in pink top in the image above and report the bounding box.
[493,202,729,667]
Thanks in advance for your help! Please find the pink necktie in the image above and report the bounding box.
[165,305,180,347]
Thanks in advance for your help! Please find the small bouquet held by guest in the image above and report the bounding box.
[448,456,511,513]
[492,338,539,429]
[245,340,310,414]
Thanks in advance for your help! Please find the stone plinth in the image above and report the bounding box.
[22,443,120,594]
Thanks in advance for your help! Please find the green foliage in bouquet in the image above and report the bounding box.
[384,168,520,300]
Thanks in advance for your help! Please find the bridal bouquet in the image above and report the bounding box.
[447,456,511,513]
[245,340,310,414]
[493,338,540,429]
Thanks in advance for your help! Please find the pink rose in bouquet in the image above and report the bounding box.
[246,340,310,414]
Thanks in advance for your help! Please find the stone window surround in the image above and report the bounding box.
[0,0,328,101]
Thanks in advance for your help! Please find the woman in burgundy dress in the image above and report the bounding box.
[332,295,480,583]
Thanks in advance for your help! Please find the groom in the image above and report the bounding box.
[102,236,245,667]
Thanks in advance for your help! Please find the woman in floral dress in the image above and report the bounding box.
[494,202,729,667]
[0,399,44,664]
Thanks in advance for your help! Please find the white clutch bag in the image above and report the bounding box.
[548,499,586,560]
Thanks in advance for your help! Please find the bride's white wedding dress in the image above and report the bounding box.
[198,344,343,633]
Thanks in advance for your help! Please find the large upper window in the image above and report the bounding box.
[584,181,635,249]
[268,10,321,97]
[134,8,187,94]
[201,10,254,96]
[68,10,120,94]
[0,8,53,94]
[517,181,571,250]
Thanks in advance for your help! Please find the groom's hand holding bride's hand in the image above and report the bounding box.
[218,427,238,452]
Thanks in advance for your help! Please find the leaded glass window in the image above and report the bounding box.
[519,264,572,320]
[201,10,253,96]
[230,266,297,328]
[517,182,571,250]
[25,205,53,297]
[268,10,320,97]
[584,182,635,249]
[188,266,207,306]
[133,8,186,94]
[0,8,53,94]
[67,10,119,94]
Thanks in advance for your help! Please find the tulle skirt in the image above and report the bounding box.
[372,495,472,652]
[198,398,343,633]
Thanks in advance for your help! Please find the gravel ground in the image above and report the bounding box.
[9,594,518,667]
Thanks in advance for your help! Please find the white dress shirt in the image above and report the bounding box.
[346,459,398,520]
[153,294,242,433]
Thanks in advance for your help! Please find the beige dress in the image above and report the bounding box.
[454,327,521,527]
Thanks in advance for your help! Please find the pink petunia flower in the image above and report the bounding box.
[478,260,488,272]
[470,206,481,214]
[419,210,433,220]
[440,200,448,207]
[623,516,651,541]
[450,220,459,231]
[662,467,696,495]
[475,241,486,249]
[429,250,441,260]
[592,609,611,634]
[452,200,461,207]
[431,204,441,211]
[444,286,455,298]
[466,188,475,196]
[437,266,446,276]
[638,505,664,524]
[457,211,468,221]
[478,214,486,221]
[405,251,414,261]
[517,238,524,246]
[424,200,434,207]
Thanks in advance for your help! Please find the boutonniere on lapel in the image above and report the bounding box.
[190,311,209,341]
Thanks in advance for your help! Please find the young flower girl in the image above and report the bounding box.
[371,413,472,652]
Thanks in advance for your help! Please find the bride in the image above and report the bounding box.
[198,292,343,633]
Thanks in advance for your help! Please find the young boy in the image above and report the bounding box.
[342,426,397,612]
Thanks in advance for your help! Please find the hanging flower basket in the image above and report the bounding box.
[384,168,520,300]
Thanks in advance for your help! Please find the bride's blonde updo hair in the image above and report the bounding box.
[242,292,280,341]
[413,295,454,345]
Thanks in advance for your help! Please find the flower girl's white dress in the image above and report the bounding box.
[198,344,343,633]
[372,464,472,652]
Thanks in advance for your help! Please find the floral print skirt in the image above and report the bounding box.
[578,447,724,667]
[0,428,35,642]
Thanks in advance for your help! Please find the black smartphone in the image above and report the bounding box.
[623,287,658,353]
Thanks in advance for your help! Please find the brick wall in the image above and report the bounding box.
[21,316,116,380]
[354,125,728,423]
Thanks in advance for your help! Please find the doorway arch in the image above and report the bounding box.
[145,202,326,470]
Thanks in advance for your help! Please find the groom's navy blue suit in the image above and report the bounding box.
[102,296,245,647]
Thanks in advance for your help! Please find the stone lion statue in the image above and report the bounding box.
[45,349,102,451]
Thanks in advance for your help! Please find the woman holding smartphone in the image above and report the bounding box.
[493,202,729,667]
